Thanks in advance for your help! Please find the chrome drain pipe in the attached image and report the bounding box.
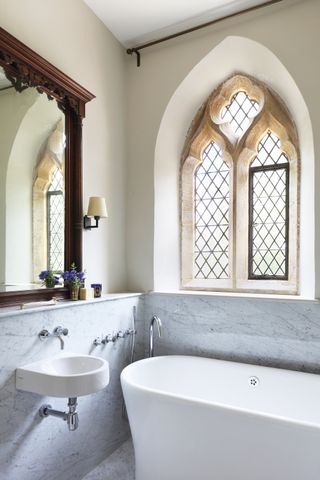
[39,397,79,431]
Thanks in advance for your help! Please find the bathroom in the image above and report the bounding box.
[0,0,320,478]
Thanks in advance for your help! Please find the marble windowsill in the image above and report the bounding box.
[0,293,143,318]
[1,288,319,319]
[151,290,320,303]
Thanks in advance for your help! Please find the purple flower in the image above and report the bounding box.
[39,269,61,287]
[39,270,49,281]
[62,263,85,288]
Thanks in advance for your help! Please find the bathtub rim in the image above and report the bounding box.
[121,355,320,430]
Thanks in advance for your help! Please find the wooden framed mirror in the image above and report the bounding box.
[0,27,95,307]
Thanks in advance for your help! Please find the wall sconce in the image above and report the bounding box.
[83,196,108,230]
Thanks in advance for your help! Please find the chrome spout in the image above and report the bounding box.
[149,315,162,357]
[38,325,68,350]
[53,326,68,350]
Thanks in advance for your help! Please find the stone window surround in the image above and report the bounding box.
[32,120,65,282]
[181,74,299,295]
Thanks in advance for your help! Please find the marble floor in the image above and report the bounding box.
[83,439,135,480]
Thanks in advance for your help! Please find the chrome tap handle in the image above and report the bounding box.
[39,329,50,340]
[53,326,68,336]
[102,333,116,344]
[125,328,136,336]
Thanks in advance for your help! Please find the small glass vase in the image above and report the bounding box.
[45,279,55,288]
[70,286,80,301]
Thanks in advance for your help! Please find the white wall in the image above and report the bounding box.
[126,0,320,295]
[1,0,319,297]
[0,0,128,292]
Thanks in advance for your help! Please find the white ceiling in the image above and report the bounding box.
[83,0,269,47]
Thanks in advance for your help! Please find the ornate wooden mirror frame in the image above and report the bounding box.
[0,27,95,307]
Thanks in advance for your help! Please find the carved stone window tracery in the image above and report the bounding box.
[33,120,65,281]
[181,74,299,294]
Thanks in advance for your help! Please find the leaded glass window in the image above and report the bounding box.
[194,142,230,279]
[221,91,259,138]
[47,168,64,271]
[181,74,298,294]
[249,131,289,279]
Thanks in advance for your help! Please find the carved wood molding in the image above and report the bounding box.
[0,27,95,117]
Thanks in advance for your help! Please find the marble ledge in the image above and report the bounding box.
[0,292,143,319]
[151,290,320,304]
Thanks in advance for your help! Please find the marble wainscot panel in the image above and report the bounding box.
[143,293,320,373]
[0,294,144,480]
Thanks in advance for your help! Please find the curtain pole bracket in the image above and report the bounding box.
[127,48,141,67]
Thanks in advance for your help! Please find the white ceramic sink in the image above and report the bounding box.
[16,353,109,398]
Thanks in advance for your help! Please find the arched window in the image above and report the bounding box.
[181,74,298,294]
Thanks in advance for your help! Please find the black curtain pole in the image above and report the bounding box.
[127,0,285,66]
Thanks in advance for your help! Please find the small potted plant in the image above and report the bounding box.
[62,263,85,300]
[39,269,60,288]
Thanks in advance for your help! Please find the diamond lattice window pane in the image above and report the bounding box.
[249,132,288,278]
[221,91,259,138]
[194,142,230,279]
[47,168,64,271]
[251,131,288,167]
[48,168,63,191]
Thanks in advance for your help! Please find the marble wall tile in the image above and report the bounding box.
[3,291,320,480]
[143,293,320,373]
[0,295,144,480]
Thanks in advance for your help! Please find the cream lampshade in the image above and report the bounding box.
[87,196,108,218]
[83,196,108,230]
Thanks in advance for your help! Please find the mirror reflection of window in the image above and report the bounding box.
[47,167,64,272]
[33,118,65,283]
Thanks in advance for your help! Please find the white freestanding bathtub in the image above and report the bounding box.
[121,355,320,480]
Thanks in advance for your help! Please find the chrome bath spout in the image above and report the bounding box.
[149,315,162,357]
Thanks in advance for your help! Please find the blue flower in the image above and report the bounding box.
[62,263,85,288]
[39,270,49,280]
[39,269,61,287]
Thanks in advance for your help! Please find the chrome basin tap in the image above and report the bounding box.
[38,325,68,350]
[149,315,162,357]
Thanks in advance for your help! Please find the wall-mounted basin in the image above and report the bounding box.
[16,353,109,397]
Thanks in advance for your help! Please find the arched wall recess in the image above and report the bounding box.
[0,88,39,286]
[5,94,63,285]
[154,35,315,298]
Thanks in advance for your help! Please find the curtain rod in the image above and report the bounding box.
[0,85,14,91]
[127,0,285,66]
